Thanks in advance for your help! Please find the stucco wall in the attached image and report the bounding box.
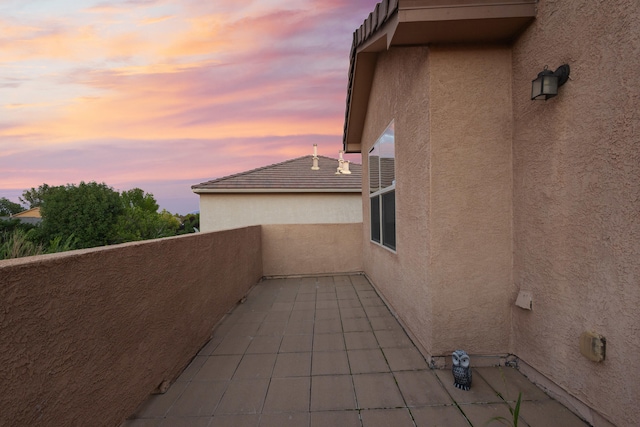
[199,193,362,232]
[262,223,363,277]
[511,1,640,425]
[0,228,262,427]
[361,46,433,356]
[361,45,513,359]
[428,45,513,356]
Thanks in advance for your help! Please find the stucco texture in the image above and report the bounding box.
[0,228,262,427]
[361,45,513,359]
[361,46,433,356]
[262,223,363,277]
[199,193,362,232]
[511,1,640,425]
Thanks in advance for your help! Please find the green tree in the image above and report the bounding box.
[0,197,24,216]
[20,184,56,208]
[113,189,179,242]
[177,213,200,234]
[39,181,123,249]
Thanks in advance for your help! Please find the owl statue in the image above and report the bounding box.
[452,350,472,391]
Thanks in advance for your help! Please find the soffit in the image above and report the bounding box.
[343,0,536,153]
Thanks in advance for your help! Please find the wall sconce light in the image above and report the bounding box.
[531,64,570,100]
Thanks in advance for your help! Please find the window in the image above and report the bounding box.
[369,121,395,250]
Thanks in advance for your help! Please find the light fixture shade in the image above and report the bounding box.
[531,64,570,101]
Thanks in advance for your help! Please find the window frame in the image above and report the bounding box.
[368,120,396,252]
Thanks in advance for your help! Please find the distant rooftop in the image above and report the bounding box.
[192,155,362,193]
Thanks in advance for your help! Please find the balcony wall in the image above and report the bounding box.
[262,223,363,277]
[0,223,363,427]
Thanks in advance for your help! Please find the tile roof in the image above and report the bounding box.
[192,155,362,193]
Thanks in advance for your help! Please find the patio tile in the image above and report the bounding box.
[315,308,340,320]
[317,292,337,301]
[310,375,356,411]
[130,381,188,418]
[124,276,589,427]
[519,399,590,427]
[273,352,312,377]
[246,336,282,354]
[316,300,339,309]
[236,311,268,324]
[196,355,242,381]
[285,320,314,335]
[374,329,414,348]
[411,405,470,427]
[176,355,208,382]
[475,366,550,402]
[434,369,504,404]
[383,347,429,371]
[336,290,359,300]
[353,373,405,409]
[296,292,316,302]
[213,336,252,355]
[394,370,452,407]
[259,413,310,427]
[363,305,392,318]
[312,351,350,375]
[263,377,311,413]
[256,321,287,336]
[233,354,277,380]
[168,380,227,417]
[209,414,259,427]
[228,322,261,337]
[368,316,403,332]
[293,301,316,311]
[310,410,360,427]
[360,408,414,427]
[458,403,519,427]
[289,310,314,322]
[264,311,291,322]
[314,318,342,334]
[360,297,385,307]
[215,379,269,415]
[348,349,390,374]
[198,336,224,356]
[342,317,372,333]
[280,335,313,353]
[339,299,362,309]
[344,331,378,350]
[313,333,345,351]
[341,307,367,319]
[159,417,211,427]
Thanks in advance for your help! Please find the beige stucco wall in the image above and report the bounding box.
[0,228,262,427]
[361,46,433,356]
[361,45,513,359]
[262,223,363,277]
[510,1,640,425]
[198,193,362,232]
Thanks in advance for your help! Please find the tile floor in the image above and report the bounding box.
[121,275,590,427]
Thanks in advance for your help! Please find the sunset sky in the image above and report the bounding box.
[0,0,376,213]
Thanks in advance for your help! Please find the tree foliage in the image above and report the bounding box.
[1,182,197,259]
[39,181,123,249]
[0,197,24,216]
[20,184,55,208]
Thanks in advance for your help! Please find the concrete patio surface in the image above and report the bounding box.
[121,275,590,427]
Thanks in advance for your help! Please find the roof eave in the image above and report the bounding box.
[192,188,363,195]
[343,0,536,154]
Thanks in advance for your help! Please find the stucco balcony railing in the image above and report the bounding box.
[0,224,588,426]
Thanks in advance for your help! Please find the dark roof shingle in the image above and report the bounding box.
[192,155,362,193]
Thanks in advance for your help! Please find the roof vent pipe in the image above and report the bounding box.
[312,144,320,170]
[341,160,352,175]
